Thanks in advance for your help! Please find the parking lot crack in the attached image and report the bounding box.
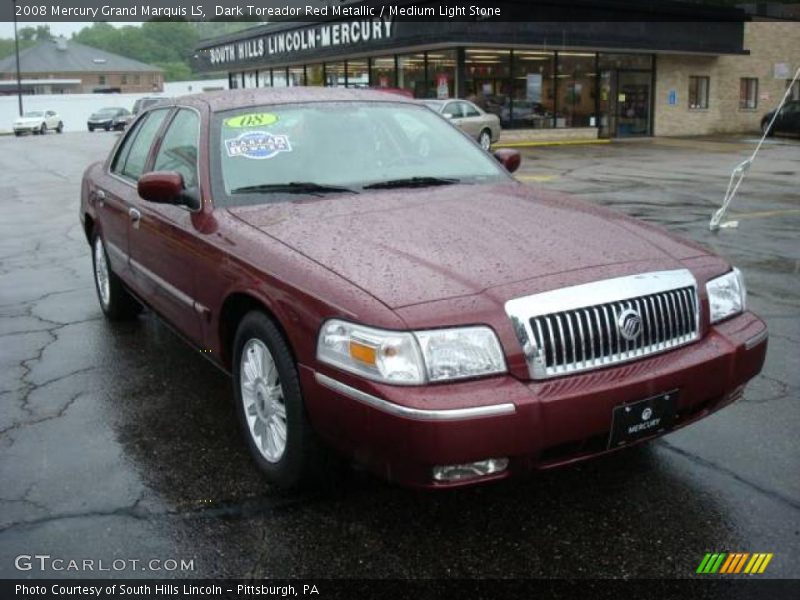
[658,440,800,511]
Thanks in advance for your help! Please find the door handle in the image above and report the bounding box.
[128,207,141,229]
[94,189,106,207]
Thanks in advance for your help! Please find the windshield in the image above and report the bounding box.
[23,111,44,118]
[212,101,508,206]
[96,108,118,116]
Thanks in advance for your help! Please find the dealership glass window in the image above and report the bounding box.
[597,53,653,70]
[739,78,758,109]
[398,53,426,97]
[302,64,321,87]
[347,59,369,88]
[288,66,305,86]
[243,71,257,88]
[229,73,239,89]
[370,56,395,89]
[272,68,288,87]
[464,49,511,123]
[325,62,346,88]
[259,70,272,87]
[556,53,596,128]
[511,51,555,128]
[426,50,457,99]
[689,76,710,109]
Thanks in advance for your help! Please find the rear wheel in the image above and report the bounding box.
[56,122,63,133]
[232,312,329,489]
[761,120,773,137]
[104,124,111,132]
[91,234,141,321]
[479,129,492,151]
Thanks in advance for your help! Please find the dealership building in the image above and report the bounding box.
[194,1,800,139]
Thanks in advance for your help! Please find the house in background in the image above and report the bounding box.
[0,36,163,95]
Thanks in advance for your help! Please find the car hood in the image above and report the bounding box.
[227,183,710,309]
[14,117,42,124]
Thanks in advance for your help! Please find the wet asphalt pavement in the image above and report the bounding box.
[0,132,798,580]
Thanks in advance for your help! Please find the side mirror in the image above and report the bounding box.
[138,171,198,209]
[493,148,521,174]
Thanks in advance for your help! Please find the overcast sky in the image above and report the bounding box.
[0,22,131,39]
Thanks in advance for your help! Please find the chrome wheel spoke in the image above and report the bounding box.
[240,338,288,464]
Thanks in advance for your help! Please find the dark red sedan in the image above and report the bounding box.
[79,88,767,488]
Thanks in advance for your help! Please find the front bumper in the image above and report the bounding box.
[301,311,767,488]
[14,125,39,133]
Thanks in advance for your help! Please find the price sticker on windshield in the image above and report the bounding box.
[225,131,292,160]
[224,113,279,128]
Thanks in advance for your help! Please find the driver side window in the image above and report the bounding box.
[153,109,200,189]
[111,108,169,182]
[442,102,462,119]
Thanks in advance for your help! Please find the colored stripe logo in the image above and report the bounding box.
[696,552,773,574]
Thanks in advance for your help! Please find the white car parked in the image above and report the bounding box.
[13,110,64,136]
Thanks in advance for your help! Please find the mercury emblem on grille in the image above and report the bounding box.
[618,309,643,341]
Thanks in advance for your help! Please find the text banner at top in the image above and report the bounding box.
[1,0,751,23]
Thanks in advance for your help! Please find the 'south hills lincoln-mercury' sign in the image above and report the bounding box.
[207,17,396,67]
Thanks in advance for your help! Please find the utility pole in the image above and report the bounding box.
[13,0,24,116]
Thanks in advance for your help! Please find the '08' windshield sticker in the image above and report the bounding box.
[225,131,292,160]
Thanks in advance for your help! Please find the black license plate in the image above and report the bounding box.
[608,390,678,448]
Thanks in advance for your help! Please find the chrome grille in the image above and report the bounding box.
[505,270,700,379]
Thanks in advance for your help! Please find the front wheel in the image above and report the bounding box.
[479,129,492,151]
[40,123,46,135]
[233,312,329,489]
[92,234,141,321]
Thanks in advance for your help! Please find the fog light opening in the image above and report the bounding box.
[432,458,509,482]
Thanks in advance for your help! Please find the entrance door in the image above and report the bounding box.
[616,71,652,137]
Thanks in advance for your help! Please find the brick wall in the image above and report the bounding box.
[654,22,800,136]
[1,71,163,94]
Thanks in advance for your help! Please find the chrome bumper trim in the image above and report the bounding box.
[314,373,516,421]
[744,328,768,350]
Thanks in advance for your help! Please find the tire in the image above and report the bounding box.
[232,311,329,489]
[40,123,46,135]
[479,129,492,151]
[88,126,94,132]
[14,131,21,137]
[91,234,141,321]
[761,120,773,137]
[56,122,63,133]
[104,124,111,132]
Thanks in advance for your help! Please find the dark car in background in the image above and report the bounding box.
[761,100,800,137]
[132,96,167,115]
[87,107,131,132]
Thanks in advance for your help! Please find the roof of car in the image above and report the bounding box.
[176,87,417,112]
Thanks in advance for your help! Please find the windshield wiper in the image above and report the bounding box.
[362,177,459,190]
[231,182,357,195]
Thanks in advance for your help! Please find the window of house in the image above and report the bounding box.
[689,76,710,109]
[121,74,128,85]
[739,78,758,109]
[98,75,106,85]
[134,75,141,85]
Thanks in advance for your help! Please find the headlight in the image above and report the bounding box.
[706,268,746,324]
[317,320,506,385]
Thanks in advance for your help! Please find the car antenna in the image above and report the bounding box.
[710,66,800,232]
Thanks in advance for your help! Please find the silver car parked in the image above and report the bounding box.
[421,99,501,150]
